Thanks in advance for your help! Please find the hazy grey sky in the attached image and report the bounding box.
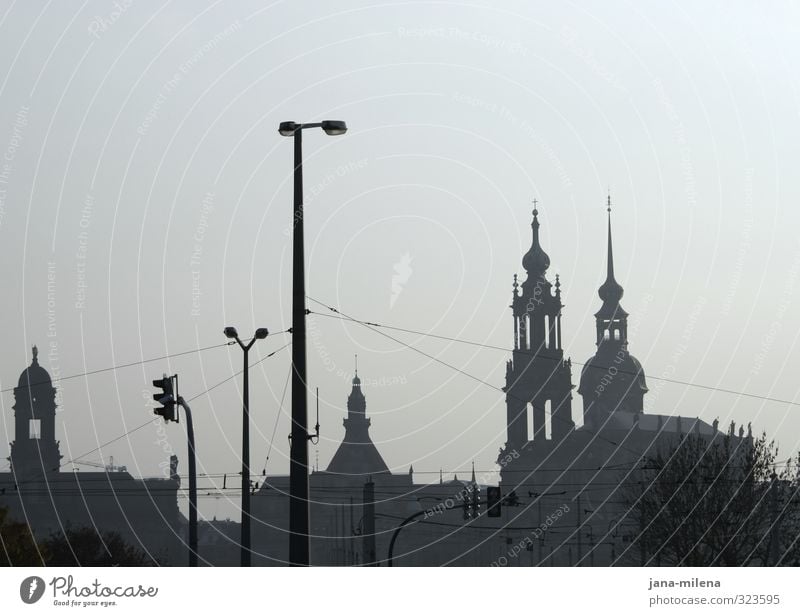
[1,1,799,520]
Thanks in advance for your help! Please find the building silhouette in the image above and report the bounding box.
[2,198,754,567]
[496,200,735,566]
[0,348,185,565]
[249,368,492,566]
[326,364,390,478]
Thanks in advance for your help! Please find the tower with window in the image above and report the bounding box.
[578,198,648,428]
[8,346,62,475]
[503,206,574,452]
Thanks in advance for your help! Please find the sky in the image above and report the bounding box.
[1,0,799,521]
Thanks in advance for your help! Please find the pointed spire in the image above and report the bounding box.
[352,354,361,388]
[598,195,624,306]
[607,194,614,279]
[471,461,476,484]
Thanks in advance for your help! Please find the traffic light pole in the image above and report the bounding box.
[178,396,198,567]
[387,501,463,566]
[387,509,427,567]
[153,374,198,566]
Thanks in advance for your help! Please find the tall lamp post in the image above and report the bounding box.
[224,326,269,567]
[279,119,347,566]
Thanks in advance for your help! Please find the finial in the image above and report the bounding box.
[532,198,538,217]
[555,273,561,289]
[607,191,611,213]
[354,353,358,378]
[439,469,443,484]
[471,461,476,483]
[32,345,38,363]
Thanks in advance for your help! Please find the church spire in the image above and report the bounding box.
[594,195,628,346]
[598,195,624,307]
[522,201,550,276]
[326,359,390,477]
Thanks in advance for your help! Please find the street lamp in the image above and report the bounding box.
[225,326,269,566]
[279,119,347,566]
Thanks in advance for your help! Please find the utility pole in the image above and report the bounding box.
[362,479,376,566]
[639,481,646,566]
[289,123,310,567]
[768,471,779,565]
[224,327,269,567]
[538,497,543,566]
[279,120,346,566]
[576,492,582,566]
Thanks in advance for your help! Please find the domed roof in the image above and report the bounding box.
[18,346,52,389]
[578,348,648,397]
[522,209,550,274]
[598,275,624,305]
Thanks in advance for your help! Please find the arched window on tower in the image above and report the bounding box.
[527,402,534,442]
[544,400,552,440]
[544,315,549,349]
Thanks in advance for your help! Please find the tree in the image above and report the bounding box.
[625,431,800,566]
[42,527,155,566]
[0,507,46,566]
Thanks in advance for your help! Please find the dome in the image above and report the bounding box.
[598,275,624,305]
[578,348,648,400]
[17,346,52,389]
[522,209,550,274]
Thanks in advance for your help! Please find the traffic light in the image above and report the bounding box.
[153,374,177,422]
[486,486,502,517]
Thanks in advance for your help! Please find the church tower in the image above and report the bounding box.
[8,346,62,475]
[326,359,390,478]
[503,206,574,451]
[578,198,648,429]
